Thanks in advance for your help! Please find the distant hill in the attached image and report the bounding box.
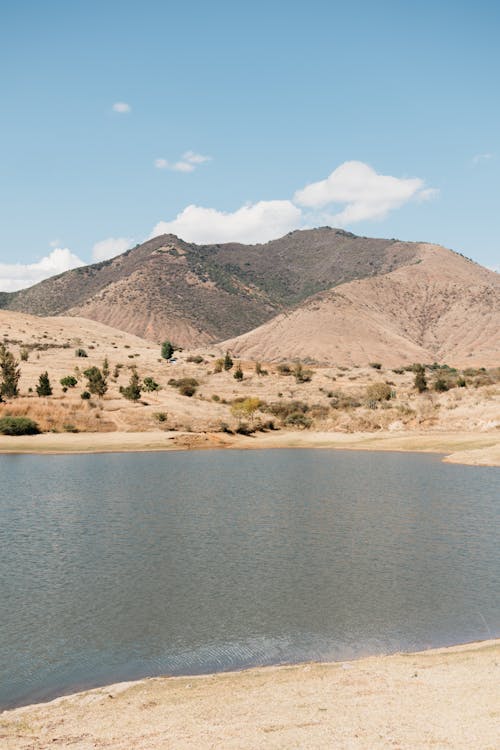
[0,228,498,366]
[221,243,500,367]
[0,229,418,347]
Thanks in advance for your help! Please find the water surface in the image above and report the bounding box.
[0,449,498,708]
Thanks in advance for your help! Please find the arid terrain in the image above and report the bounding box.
[2,640,499,750]
[1,230,498,367]
[0,309,499,463]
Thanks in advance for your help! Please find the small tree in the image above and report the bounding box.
[0,344,20,398]
[120,369,141,401]
[102,357,110,378]
[414,364,427,393]
[83,366,108,397]
[223,351,233,370]
[36,371,53,397]
[143,376,160,392]
[233,363,243,380]
[231,397,261,423]
[161,341,174,360]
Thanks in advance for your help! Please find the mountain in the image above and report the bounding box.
[0,229,419,346]
[221,243,500,367]
[0,228,498,366]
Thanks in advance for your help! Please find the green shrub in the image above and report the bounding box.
[223,351,233,370]
[120,369,141,401]
[233,364,243,380]
[369,362,382,370]
[60,375,78,388]
[62,423,79,433]
[143,377,160,392]
[36,371,53,397]
[284,412,312,428]
[81,390,91,400]
[161,341,174,359]
[434,378,449,392]
[75,348,88,357]
[0,416,40,435]
[186,355,204,363]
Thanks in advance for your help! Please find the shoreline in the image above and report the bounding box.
[0,429,499,466]
[3,639,499,749]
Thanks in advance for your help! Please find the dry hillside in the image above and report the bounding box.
[222,243,500,367]
[1,310,499,438]
[0,229,420,347]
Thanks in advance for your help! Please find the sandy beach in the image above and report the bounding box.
[2,639,499,749]
[0,429,499,466]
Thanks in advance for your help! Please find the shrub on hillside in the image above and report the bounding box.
[60,375,78,388]
[366,382,392,402]
[0,416,40,435]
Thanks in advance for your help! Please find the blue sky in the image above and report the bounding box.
[0,0,499,290]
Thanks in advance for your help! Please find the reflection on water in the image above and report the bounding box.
[0,449,498,708]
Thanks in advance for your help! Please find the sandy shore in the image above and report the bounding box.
[0,429,499,466]
[2,640,499,749]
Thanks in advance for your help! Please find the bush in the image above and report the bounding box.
[20,348,29,362]
[233,364,243,380]
[81,390,91,400]
[0,416,40,435]
[161,341,174,360]
[75,348,88,358]
[36,371,53,397]
[223,351,233,370]
[213,358,224,373]
[266,400,309,420]
[276,363,292,375]
[413,364,427,392]
[120,369,141,401]
[186,355,204,364]
[60,375,78,388]
[369,362,382,370]
[179,383,196,397]
[143,377,160,392]
[62,423,79,433]
[83,366,107,397]
[366,382,392,402]
[284,412,312,429]
[329,391,361,410]
[434,378,449,392]
[153,412,168,423]
[294,363,312,383]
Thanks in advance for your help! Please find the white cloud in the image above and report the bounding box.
[154,150,211,173]
[151,200,302,244]
[0,248,85,292]
[183,150,211,165]
[472,152,494,166]
[294,161,435,225]
[151,161,437,244]
[112,101,131,113]
[92,237,133,262]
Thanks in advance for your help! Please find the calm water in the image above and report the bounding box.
[0,449,498,708]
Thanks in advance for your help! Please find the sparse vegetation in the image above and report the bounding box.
[0,344,20,398]
[75,348,88,358]
[120,369,141,401]
[233,363,243,380]
[36,371,53,397]
[60,375,78,388]
[366,382,392,402]
[143,377,160,392]
[161,341,174,360]
[223,351,233,371]
[83,366,108,397]
[0,416,40,435]
[414,364,428,393]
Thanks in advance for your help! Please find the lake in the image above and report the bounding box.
[0,449,498,708]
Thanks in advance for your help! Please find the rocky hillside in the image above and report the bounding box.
[0,229,419,346]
